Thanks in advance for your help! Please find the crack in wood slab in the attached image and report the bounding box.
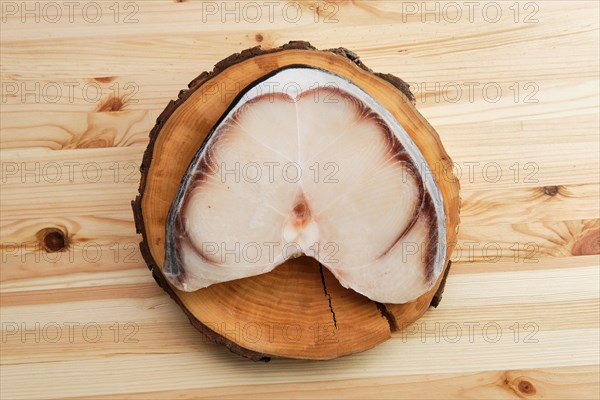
[375,302,398,332]
[319,263,337,329]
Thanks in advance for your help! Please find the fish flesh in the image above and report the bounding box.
[164,67,446,304]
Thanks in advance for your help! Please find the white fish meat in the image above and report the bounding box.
[164,68,446,304]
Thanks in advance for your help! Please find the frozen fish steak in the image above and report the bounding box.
[164,67,447,304]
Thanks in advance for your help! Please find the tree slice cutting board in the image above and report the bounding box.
[132,41,460,360]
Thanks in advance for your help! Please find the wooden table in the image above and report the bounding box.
[1,1,598,398]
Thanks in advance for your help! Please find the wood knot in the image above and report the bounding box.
[255,33,264,43]
[517,379,536,395]
[97,96,125,112]
[37,228,68,252]
[571,227,600,256]
[94,76,116,84]
[543,185,559,196]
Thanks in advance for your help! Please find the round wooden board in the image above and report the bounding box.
[132,41,461,360]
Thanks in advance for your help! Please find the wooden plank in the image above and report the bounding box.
[1,147,598,221]
[1,329,598,399]
[2,257,598,363]
[2,215,597,285]
[78,365,600,400]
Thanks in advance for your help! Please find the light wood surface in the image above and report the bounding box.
[1,0,598,398]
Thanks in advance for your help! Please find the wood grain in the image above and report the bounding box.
[1,0,598,398]
[78,365,600,400]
